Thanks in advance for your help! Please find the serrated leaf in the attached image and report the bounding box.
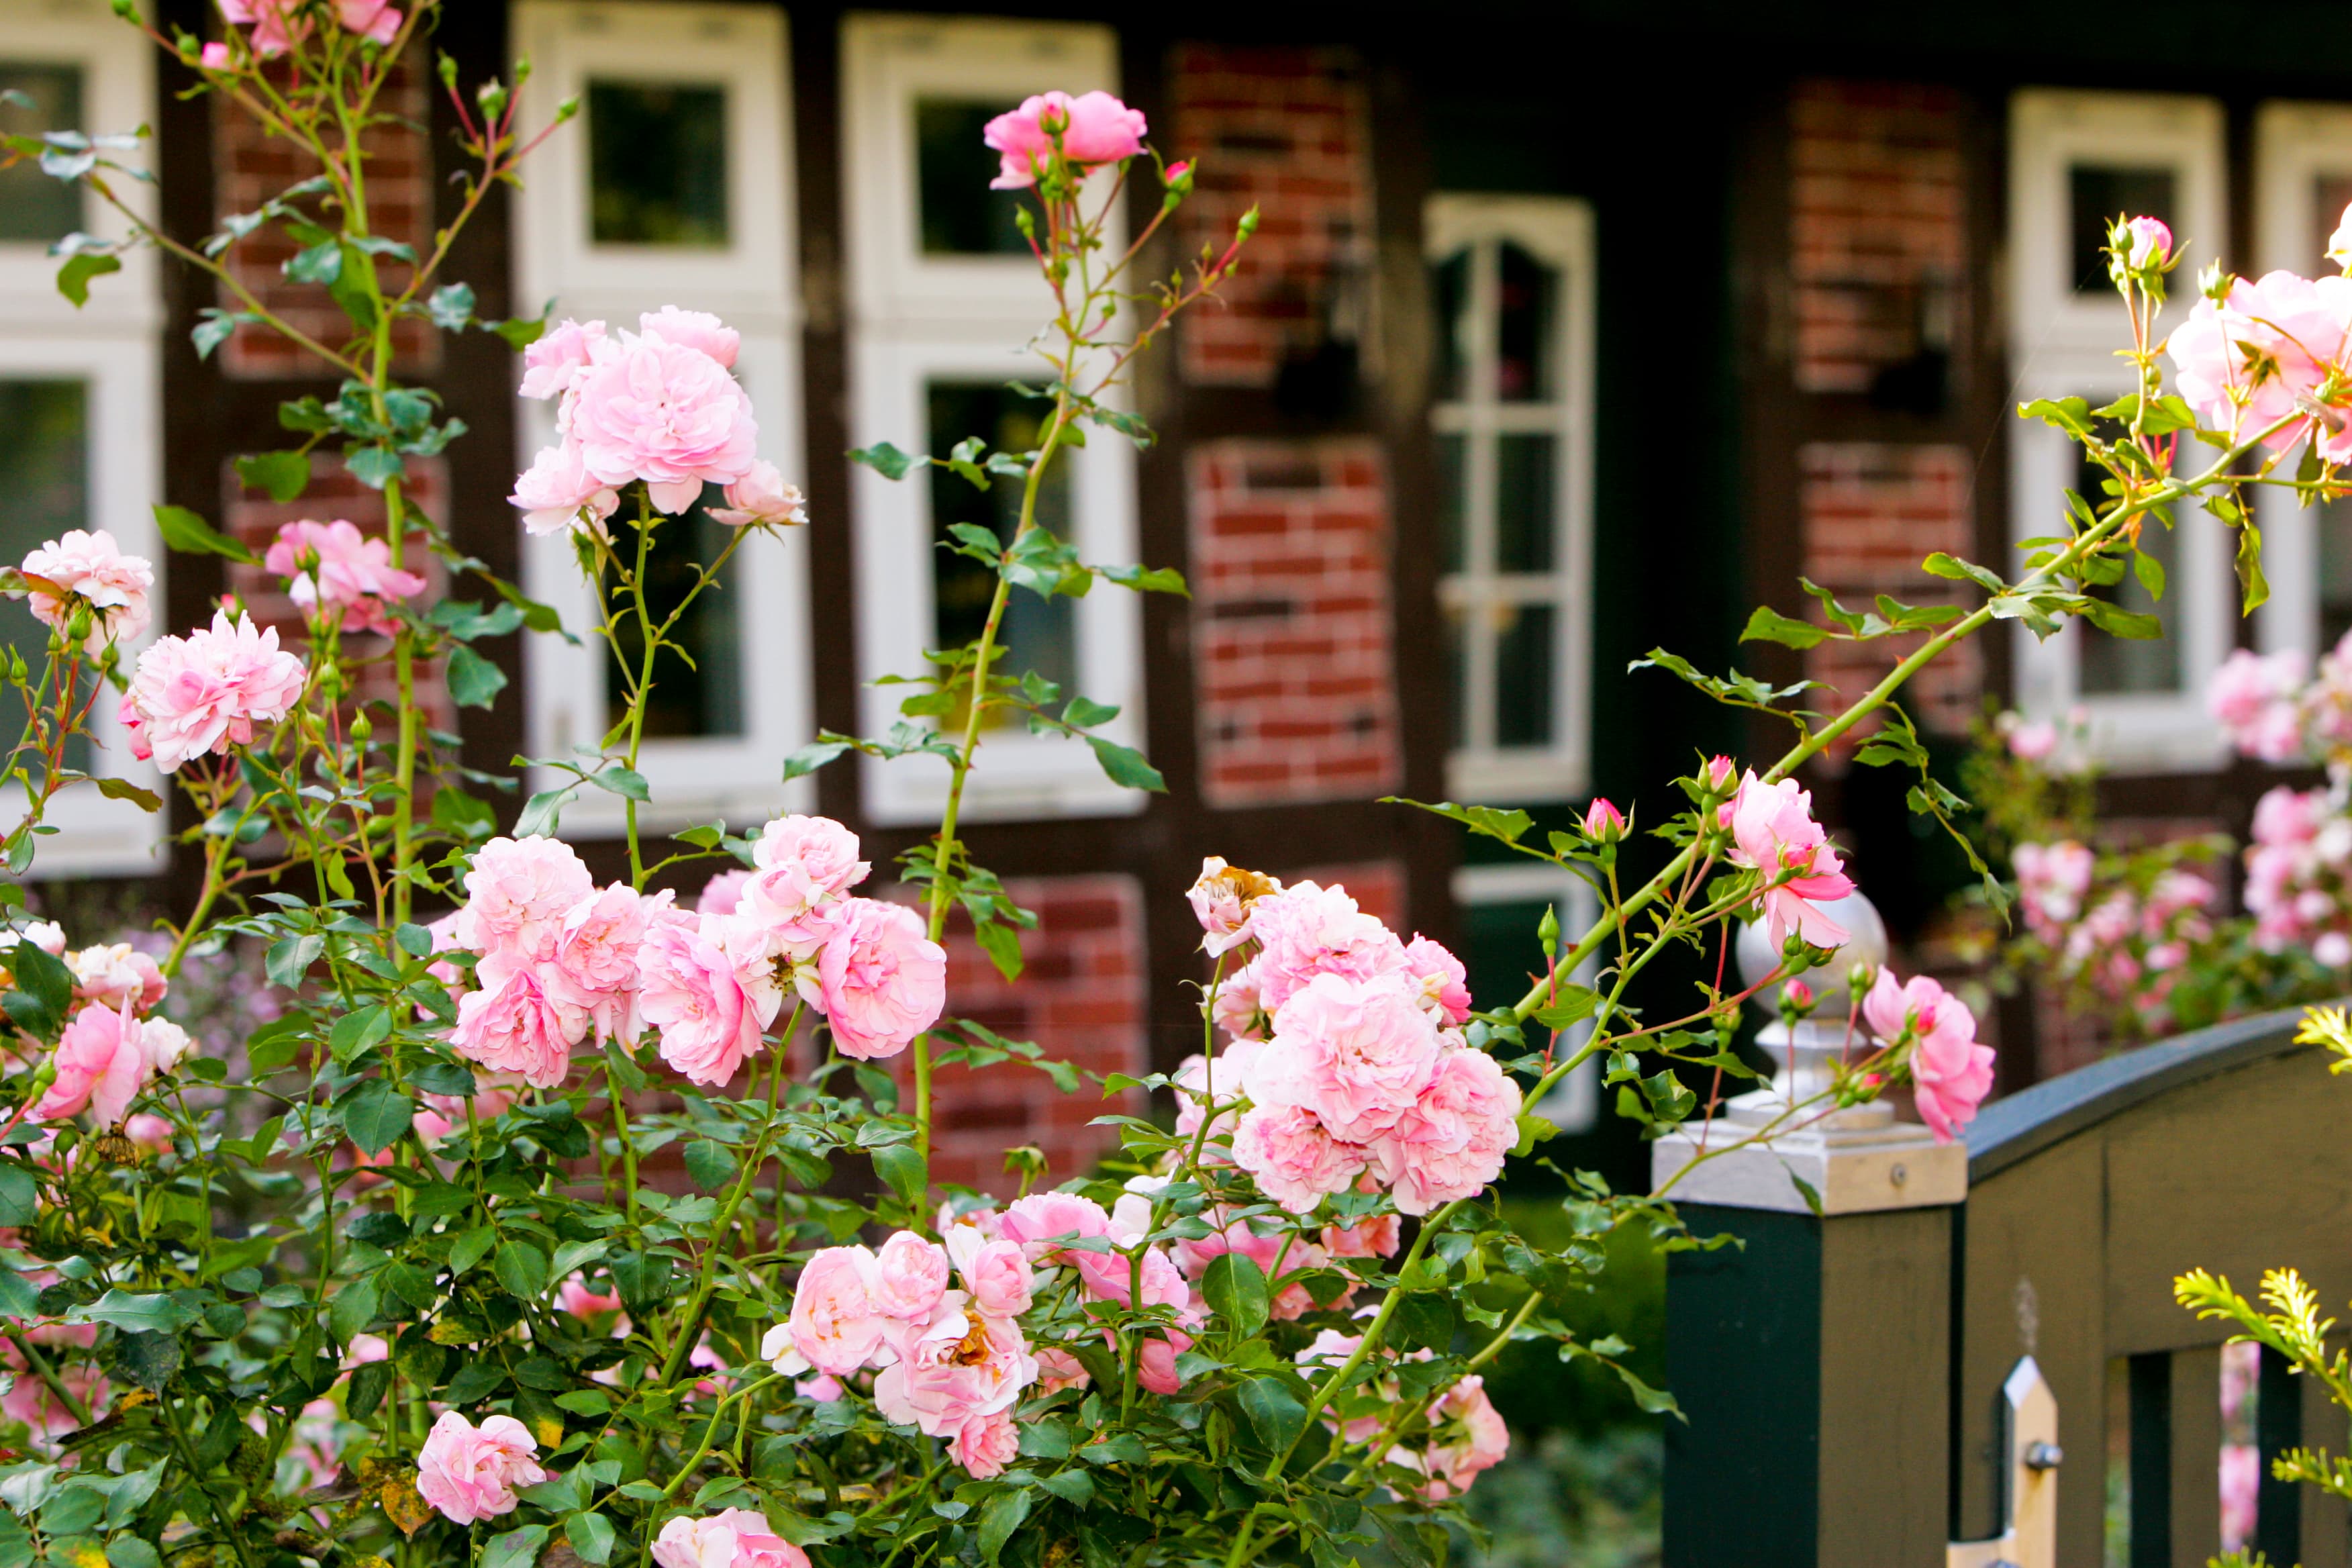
[483,1524,546,1568]
[92,776,161,813]
[446,644,507,709]
[847,442,917,481]
[869,1143,926,1208]
[329,1005,393,1063]
[977,1490,1031,1565]
[1238,1376,1308,1453]
[494,1240,550,1302]
[234,450,311,504]
[1085,736,1165,791]
[684,1139,736,1193]
[972,918,1024,983]
[565,1513,614,1566]
[1201,1253,1269,1338]
[428,283,476,331]
[340,1079,411,1156]
[1740,605,1829,648]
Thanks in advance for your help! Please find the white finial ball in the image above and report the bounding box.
[1733,890,1890,1010]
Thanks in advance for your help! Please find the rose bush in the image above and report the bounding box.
[0,4,2303,1567]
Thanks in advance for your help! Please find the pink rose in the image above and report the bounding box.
[1723,771,1856,950]
[1371,1048,1522,1217]
[795,1373,844,1402]
[1185,857,1282,957]
[1413,1376,1510,1501]
[1034,1346,1091,1393]
[636,916,780,1088]
[1071,1241,1187,1312]
[1177,1221,1328,1321]
[638,307,740,371]
[982,91,1147,188]
[119,609,307,772]
[741,815,869,942]
[262,519,426,636]
[2120,215,2171,271]
[1863,970,1996,1142]
[777,1245,889,1375]
[66,943,167,1014]
[873,1310,1036,1437]
[707,460,807,529]
[1248,972,1444,1142]
[1578,797,1626,841]
[450,950,579,1089]
[1400,936,1471,1025]
[872,1230,951,1322]
[218,0,307,56]
[1211,959,1268,1043]
[2209,648,2309,763]
[2170,271,2352,460]
[1134,1332,1187,1395]
[569,329,759,514]
[336,0,402,45]
[123,1113,174,1153]
[544,883,657,1045]
[558,1275,624,1321]
[199,41,232,68]
[518,319,607,401]
[1321,1210,1401,1260]
[1251,881,1408,1014]
[19,530,153,651]
[652,1510,809,1568]
[1231,1105,1369,1214]
[509,440,623,538]
[415,1412,546,1525]
[38,1001,166,1126]
[946,1230,1034,1318]
[696,869,752,916]
[2002,716,2059,763]
[813,899,946,1061]
[453,836,595,961]
[997,1191,1113,1263]
[951,1410,1020,1478]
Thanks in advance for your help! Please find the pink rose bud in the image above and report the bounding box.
[1784,979,1812,1007]
[1579,798,1626,842]
[199,41,232,69]
[2121,215,2171,271]
[1704,754,1736,792]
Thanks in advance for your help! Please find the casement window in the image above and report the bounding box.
[511,1,812,836]
[840,13,1144,828]
[2007,90,2234,773]
[1426,195,1596,805]
[2253,103,2352,663]
[1453,861,1596,1134]
[0,0,163,876]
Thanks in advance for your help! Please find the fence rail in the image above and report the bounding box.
[1661,1006,2352,1567]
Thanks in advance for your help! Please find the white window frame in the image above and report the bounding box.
[2253,101,2352,661]
[1426,195,1596,806]
[1453,861,1597,1135]
[841,13,1145,828]
[2007,90,2234,773]
[0,0,164,877]
[511,1,813,837]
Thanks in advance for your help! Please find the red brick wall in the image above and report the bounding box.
[1187,440,1402,808]
[211,62,435,379]
[1789,79,1965,395]
[222,454,454,730]
[919,875,1148,1194]
[1170,44,1373,389]
[1798,443,1980,754]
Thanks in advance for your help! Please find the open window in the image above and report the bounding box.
[2253,103,2352,663]
[840,14,1144,827]
[2007,90,2233,772]
[1426,195,1596,805]
[511,1,812,836]
[0,0,163,875]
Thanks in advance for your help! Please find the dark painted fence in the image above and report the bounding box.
[1661,1008,2352,1567]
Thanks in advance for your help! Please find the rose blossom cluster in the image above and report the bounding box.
[415,1411,544,1525]
[763,1224,1042,1478]
[1294,1330,1508,1502]
[209,1,402,62]
[1722,771,1857,950]
[509,309,803,536]
[446,816,944,1090]
[1173,865,1518,1218]
[2206,633,2352,767]
[2027,863,2220,1030]
[262,518,427,636]
[2170,247,2352,464]
[1860,970,1994,1142]
[2013,840,2096,944]
[15,530,152,654]
[118,608,307,773]
[982,91,1148,189]
[2243,785,2352,967]
[3,920,193,1129]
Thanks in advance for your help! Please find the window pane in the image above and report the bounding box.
[0,381,93,769]
[1493,602,1555,747]
[2069,164,2174,293]
[588,81,729,248]
[2076,516,2178,696]
[1463,896,1557,1018]
[1431,248,1471,404]
[0,64,82,244]
[1436,433,1466,574]
[1495,241,1557,401]
[2321,497,2352,650]
[603,491,744,738]
[928,383,1075,710]
[1494,433,1555,573]
[916,99,1032,256]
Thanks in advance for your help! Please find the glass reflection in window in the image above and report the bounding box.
[0,64,83,244]
[588,80,729,248]
[928,382,1075,715]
